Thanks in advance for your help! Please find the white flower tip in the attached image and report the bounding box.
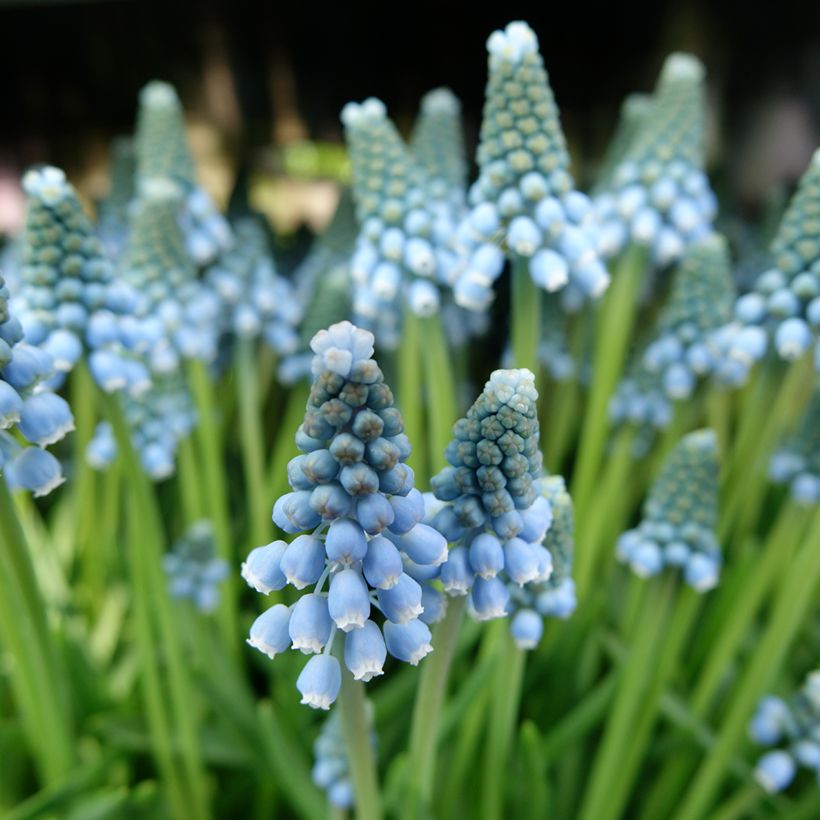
[140,80,180,109]
[663,53,705,83]
[300,693,335,710]
[421,87,460,115]
[407,642,433,666]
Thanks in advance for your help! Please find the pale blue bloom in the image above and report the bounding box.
[769,389,820,505]
[163,521,228,612]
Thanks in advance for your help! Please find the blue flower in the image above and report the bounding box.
[616,429,721,591]
[755,750,796,793]
[594,54,715,268]
[243,321,443,708]
[451,21,609,313]
[163,521,228,612]
[769,389,820,506]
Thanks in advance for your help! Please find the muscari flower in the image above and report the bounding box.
[593,93,653,196]
[593,53,716,268]
[97,138,136,259]
[427,368,572,647]
[750,669,820,793]
[616,429,721,591]
[243,321,445,709]
[451,21,609,314]
[610,234,736,447]
[15,166,121,383]
[0,270,74,496]
[206,216,302,352]
[720,149,820,377]
[163,520,228,612]
[135,80,232,266]
[769,388,820,506]
[342,98,455,345]
[311,701,376,809]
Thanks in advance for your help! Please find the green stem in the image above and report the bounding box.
[339,669,382,820]
[266,381,310,504]
[572,244,647,517]
[403,595,466,818]
[70,362,97,553]
[482,626,527,820]
[398,310,427,484]
[676,507,820,820]
[419,314,458,475]
[177,436,206,523]
[511,257,542,375]
[236,337,272,546]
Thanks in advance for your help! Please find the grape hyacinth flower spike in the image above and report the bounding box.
[135,80,232,266]
[594,52,716,269]
[0,271,74,496]
[719,149,820,378]
[749,669,820,793]
[769,388,820,505]
[451,21,610,313]
[163,521,228,612]
[243,321,446,709]
[428,368,571,647]
[616,429,722,590]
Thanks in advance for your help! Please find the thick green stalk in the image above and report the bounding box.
[339,670,382,820]
[578,575,675,820]
[70,362,97,553]
[572,244,647,517]
[419,314,458,475]
[511,257,542,375]
[403,595,466,818]
[105,395,210,820]
[482,626,527,820]
[177,437,206,523]
[236,337,272,545]
[398,310,427,483]
[676,507,820,820]
[0,482,74,783]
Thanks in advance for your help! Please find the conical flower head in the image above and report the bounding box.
[749,669,820,794]
[246,321,443,709]
[594,93,653,194]
[594,53,715,267]
[207,216,301,351]
[342,98,448,329]
[452,21,609,312]
[728,149,820,373]
[769,388,820,505]
[410,88,467,210]
[617,429,721,591]
[17,166,115,373]
[134,81,232,265]
[1,271,74,496]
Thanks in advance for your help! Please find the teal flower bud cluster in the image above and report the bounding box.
[342,99,453,343]
[722,149,820,377]
[769,389,820,505]
[1,271,74,496]
[594,54,716,268]
[749,669,820,793]
[163,520,228,612]
[135,81,232,266]
[429,369,561,634]
[410,88,468,216]
[509,475,576,649]
[16,166,119,383]
[611,235,736,437]
[243,322,445,709]
[312,703,376,809]
[593,93,653,195]
[452,21,610,313]
[617,429,721,590]
[207,217,302,351]
[97,138,136,259]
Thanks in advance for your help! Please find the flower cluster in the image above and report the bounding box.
[243,321,446,709]
[749,669,820,793]
[135,81,232,266]
[721,149,820,377]
[593,53,716,268]
[617,429,721,590]
[343,97,454,342]
[163,520,228,612]
[452,21,609,313]
[15,166,118,383]
[97,138,136,259]
[207,217,302,351]
[611,235,736,438]
[508,475,576,649]
[593,93,652,195]
[769,389,820,505]
[312,703,376,809]
[429,369,557,626]
[1,270,74,495]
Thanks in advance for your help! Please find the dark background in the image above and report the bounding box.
[2,0,820,217]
